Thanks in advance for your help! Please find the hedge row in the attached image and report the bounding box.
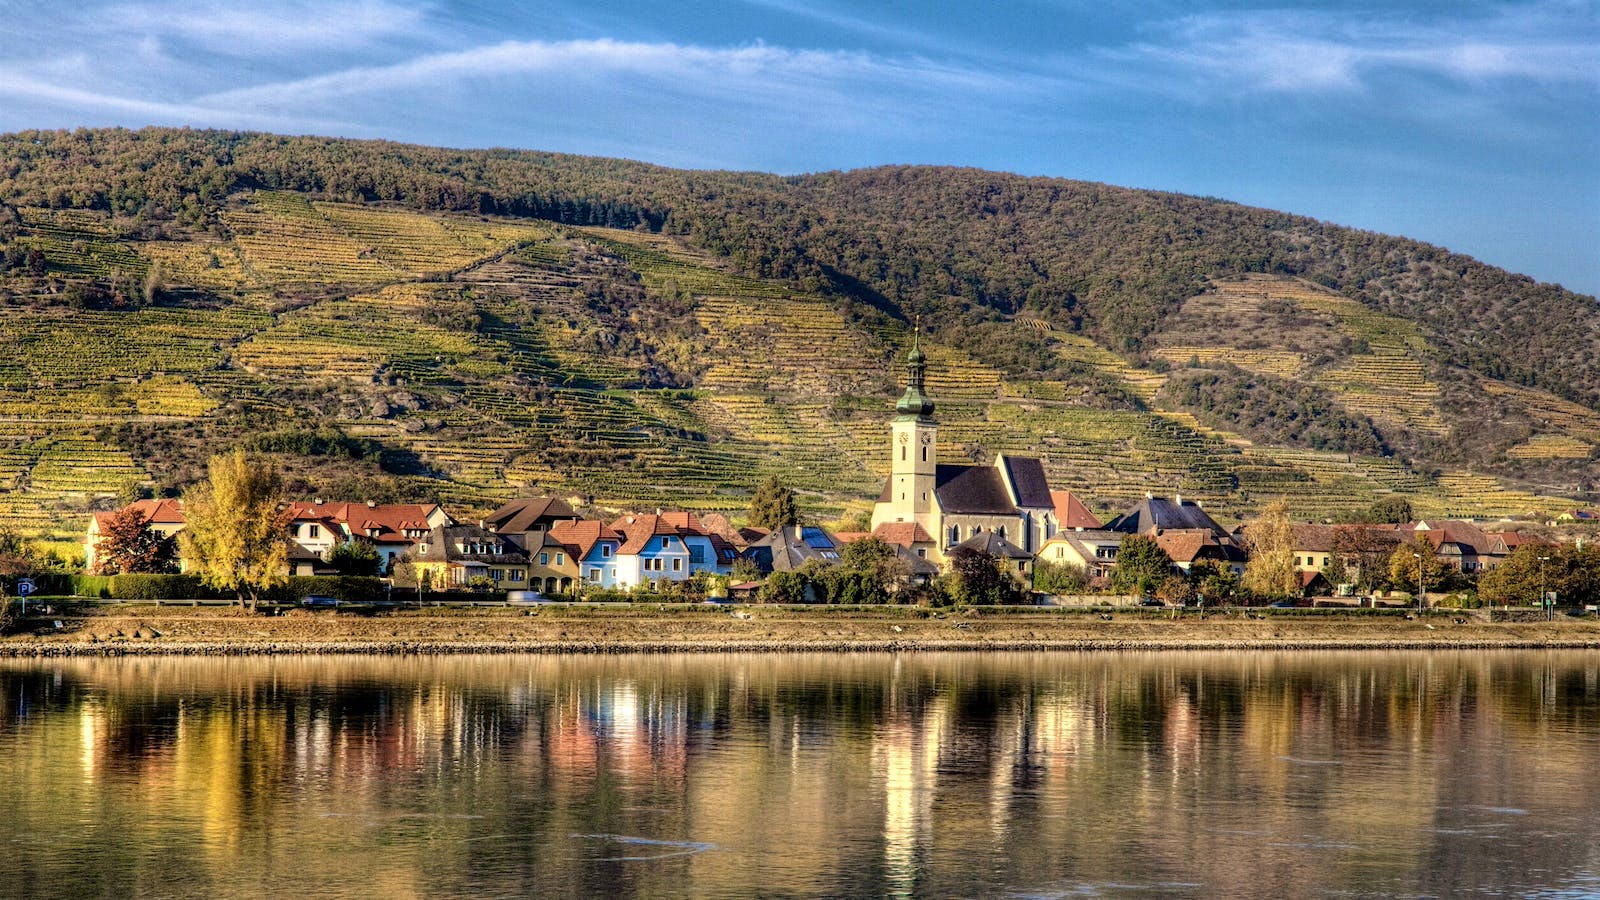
[74,574,389,603]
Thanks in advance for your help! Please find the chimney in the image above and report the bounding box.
[1145,491,1153,499]
[1174,494,1183,505]
[314,497,323,505]
[367,499,377,508]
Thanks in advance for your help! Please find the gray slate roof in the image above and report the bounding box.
[1105,496,1230,539]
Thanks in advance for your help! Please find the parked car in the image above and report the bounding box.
[506,590,549,604]
[1139,597,1164,607]
[300,594,340,608]
[1269,600,1299,609]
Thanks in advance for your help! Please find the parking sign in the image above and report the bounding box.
[15,578,34,597]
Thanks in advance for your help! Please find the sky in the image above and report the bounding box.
[0,1,1595,295]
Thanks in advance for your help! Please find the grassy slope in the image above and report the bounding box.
[0,193,1590,545]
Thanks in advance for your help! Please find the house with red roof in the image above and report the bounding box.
[610,512,733,591]
[549,519,624,591]
[85,498,187,572]
[284,500,449,574]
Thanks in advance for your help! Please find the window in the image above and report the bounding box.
[309,524,320,539]
[509,570,523,582]
[608,567,616,579]
[916,548,926,558]
[588,568,602,583]
[949,526,959,545]
[555,552,565,566]
[689,546,706,564]
[1056,547,1065,558]
[601,545,613,558]
[672,558,683,572]
[997,526,1007,540]
[539,552,549,566]
[920,445,927,462]
[491,569,503,582]
[901,446,907,461]
[419,544,428,556]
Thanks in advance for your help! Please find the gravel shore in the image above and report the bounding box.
[3,604,1598,656]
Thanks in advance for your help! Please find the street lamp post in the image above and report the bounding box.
[1539,556,1551,621]
[1412,551,1425,614]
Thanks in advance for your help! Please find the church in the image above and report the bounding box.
[869,338,1058,562]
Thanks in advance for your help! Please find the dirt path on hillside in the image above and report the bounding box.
[3,605,1598,656]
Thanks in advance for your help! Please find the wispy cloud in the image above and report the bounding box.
[1104,6,1600,97]
[95,0,429,53]
[196,37,1013,110]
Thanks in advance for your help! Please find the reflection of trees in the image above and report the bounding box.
[0,651,1595,896]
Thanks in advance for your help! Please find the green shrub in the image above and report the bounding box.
[260,576,387,604]
[70,574,114,598]
[109,574,219,600]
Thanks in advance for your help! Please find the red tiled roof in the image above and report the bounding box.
[610,514,686,555]
[284,501,440,543]
[93,498,185,530]
[548,519,621,562]
[871,522,935,548]
[1051,490,1102,530]
[1154,529,1215,563]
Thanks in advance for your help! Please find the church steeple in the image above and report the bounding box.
[895,319,935,422]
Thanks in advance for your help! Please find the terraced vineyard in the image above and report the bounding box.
[0,196,1589,543]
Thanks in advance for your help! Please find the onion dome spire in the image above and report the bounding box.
[895,316,935,421]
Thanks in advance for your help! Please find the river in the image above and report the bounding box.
[0,651,1596,897]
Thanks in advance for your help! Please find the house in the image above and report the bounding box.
[870,339,1058,560]
[549,519,624,591]
[1106,493,1233,540]
[866,521,939,564]
[1035,529,1126,579]
[284,500,449,572]
[483,496,582,551]
[1404,520,1495,573]
[746,525,844,575]
[409,523,531,590]
[956,530,1034,580]
[85,498,187,573]
[610,512,732,590]
[1152,529,1246,575]
[522,530,582,594]
[699,513,769,549]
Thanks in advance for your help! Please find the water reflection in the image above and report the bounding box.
[0,651,1597,898]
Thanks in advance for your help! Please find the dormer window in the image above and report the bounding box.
[601,545,613,559]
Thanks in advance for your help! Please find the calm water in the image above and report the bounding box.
[1,651,1597,898]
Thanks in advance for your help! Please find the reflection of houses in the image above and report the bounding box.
[85,498,186,572]
[411,523,530,589]
[1036,529,1125,579]
[870,340,1058,560]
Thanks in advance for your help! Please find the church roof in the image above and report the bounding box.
[935,465,1019,515]
[999,455,1054,509]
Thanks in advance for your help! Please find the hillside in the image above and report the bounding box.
[0,128,1596,544]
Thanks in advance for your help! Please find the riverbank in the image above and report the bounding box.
[3,604,1599,656]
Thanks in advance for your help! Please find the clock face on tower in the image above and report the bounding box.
[898,432,910,445]
[919,432,933,446]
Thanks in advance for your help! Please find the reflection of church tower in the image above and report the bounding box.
[886,330,938,531]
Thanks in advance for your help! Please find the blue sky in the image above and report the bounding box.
[0,1,1595,295]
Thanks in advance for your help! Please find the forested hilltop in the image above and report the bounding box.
[0,127,1596,546]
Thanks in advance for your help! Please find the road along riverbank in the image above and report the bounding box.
[3,604,1599,656]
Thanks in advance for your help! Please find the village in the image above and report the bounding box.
[59,344,1598,614]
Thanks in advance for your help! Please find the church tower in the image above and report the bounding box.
[874,329,939,533]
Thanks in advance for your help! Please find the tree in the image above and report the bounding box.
[1032,559,1090,595]
[1109,535,1173,596]
[748,475,799,530]
[1186,558,1239,606]
[833,535,911,603]
[1156,574,1198,606]
[325,539,381,577]
[1242,500,1299,598]
[1388,537,1446,599]
[946,545,1016,605]
[178,450,289,609]
[93,506,176,575]
[759,570,807,604]
[730,556,762,582]
[1363,496,1414,525]
[1332,526,1397,592]
[1478,544,1546,607]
